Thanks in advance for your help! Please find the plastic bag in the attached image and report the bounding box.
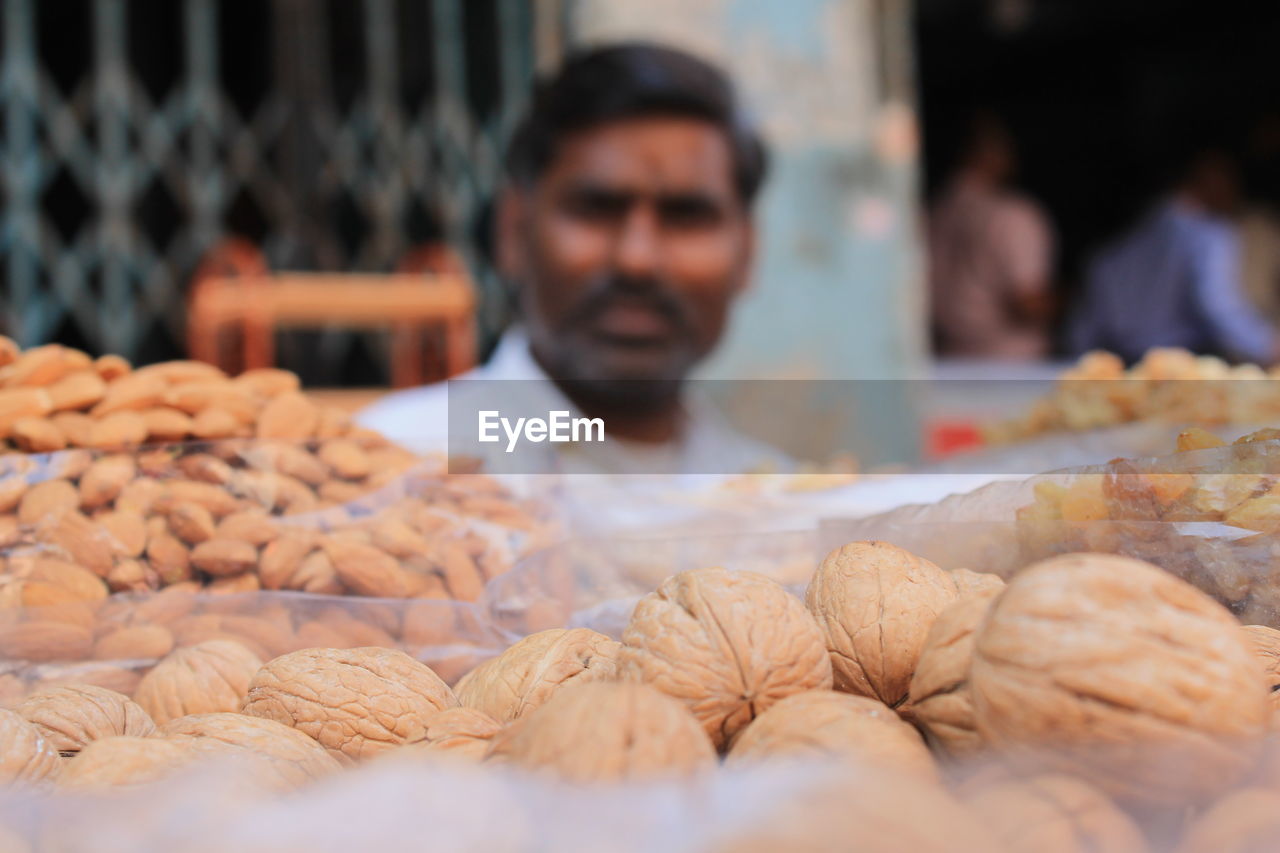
[822,436,1280,626]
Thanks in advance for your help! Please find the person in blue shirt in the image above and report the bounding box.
[1069,149,1280,365]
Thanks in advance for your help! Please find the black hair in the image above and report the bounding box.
[504,43,768,205]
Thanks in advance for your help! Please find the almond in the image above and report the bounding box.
[18,479,78,525]
[140,407,194,442]
[46,448,93,480]
[157,480,241,517]
[190,539,258,577]
[0,335,17,368]
[258,535,314,590]
[0,621,93,662]
[245,443,328,486]
[93,354,131,382]
[256,391,318,440]
[167,501,215,545]
[97,509,147,558]
[87,412,148,449]
[105,558,160,593]
[163,382,256,421]
[372,519,431,560]
[232,368,300,398]
[47,370,107,411]
[175,453,234,485]
[0,473,28,514]
[115,477,165,515]
[145,522,192,586]
[0,388,54,434]
[129,582,199,626]
[12,557,107,601]
[318,480,368,505]
[215,511,278,547]
[314,406,350,439]
[437,542,485,602]
[8,417,65,453]
[318,439,370,480]
[0,514,21,548]
[93,625,175,660]
[218,615,296,658]
[207,572,261,595]
[290,550,343,594]
[295,620,349,649]
[51,411,94,446]
[91,372,167,416]
[78,455,137,509]
[0,345,88,388]
[190,407,240,440]
[132,360,227,385]
[323,539,409,598]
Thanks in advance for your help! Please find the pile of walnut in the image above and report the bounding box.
[986,346,1280,445]
[0,340,549,652]
[4,541,1280,852]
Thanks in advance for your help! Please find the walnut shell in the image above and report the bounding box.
[707,765,998,853]
[57,735,203,789]
[0,709,61,786]
[1242,624,1280,720]
[964,774,1149,853]
[133,639,265,724]
[399,707,502,761]
[619,567,832,749]
[455,628,619,723]
[727,690,937,782]
[16,684,155,754]
[486,681,715,782]
[950,568,1006,600]
[1175,787,1280,853]
[903,591,999,759]
[160,712,341,789]
[805,541,959,708]
[240,647,458,762]
[970,553,1269,806]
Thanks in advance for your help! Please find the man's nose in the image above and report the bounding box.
[614,205,660,278]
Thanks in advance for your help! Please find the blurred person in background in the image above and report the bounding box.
[1069,148,1280,365]
[1239,114,1280,325]
[927,113,1056,360]
[358,43,784,473]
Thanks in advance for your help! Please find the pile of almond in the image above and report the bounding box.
[0,338,554,667]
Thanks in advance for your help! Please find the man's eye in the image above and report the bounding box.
[564,192,629,220]
[658,198,722,227]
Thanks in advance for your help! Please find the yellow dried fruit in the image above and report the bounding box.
[160,712,340,790]
[0,708,62,786]
[16,685,155,754]
[133,639,264,724]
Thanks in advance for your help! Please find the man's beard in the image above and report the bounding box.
[536,273,699,412]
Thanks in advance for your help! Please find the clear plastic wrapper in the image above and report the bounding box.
[821,435,1280,627]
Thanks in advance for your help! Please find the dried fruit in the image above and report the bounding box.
[0,708,61,785]
[950,568,1006,600]
[47,370,107,412]
[78,454,136,509]
[1175,787,1280,853]
[400,707,501,761]
[57,735,202,789]
[456,628,620,723]
[486,681,715,782]
[1243,625,1280,717]
[17,479,78,526]
[728,690,937,782]
[86,412,148,449]
[190,539,257,577]
[16,685,155,754]
[806,541,959,708]
[904,591,1000,759]
[133,639,264,724]
[0,621,93,662]
[963,774,1149,853]
[92,624,174,660]
[241,646,457,762]
[324,539,410,598]
[619,567,832,749]
[256,392,319,440]
[160,712,340,790]
[970,553,1268,806]
[9,418,66,453]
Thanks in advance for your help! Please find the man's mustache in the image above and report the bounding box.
[569,274,694,334]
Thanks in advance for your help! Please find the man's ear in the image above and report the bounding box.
[495,186,528,282]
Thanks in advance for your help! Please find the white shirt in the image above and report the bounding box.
[355,329,789,477]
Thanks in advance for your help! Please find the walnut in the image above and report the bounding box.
[16,684,155,754]
[0,709,60,786]
[1175,788,1280,853]
[971,553,1268,806]
[240,647,457,762]
[160,712,341,789]
[726,690,937,783]
[486,681,715,782]
[963,774,1149,853]
[455,628,619,723]
[618,567,831,749]
[806,541,959,707]
[706,765,998,853]
[399,708,502,761]
[950,568,1006,600]
[1242,624,1280,721]
[133,639,264,724]
[57,735,203,789]
[902,590,999,759]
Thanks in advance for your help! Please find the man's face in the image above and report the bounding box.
[501,116,755,389]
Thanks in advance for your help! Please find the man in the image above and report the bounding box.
[357,44,782,474]
[1069,149,1280,365]
[928,114,1056,360]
